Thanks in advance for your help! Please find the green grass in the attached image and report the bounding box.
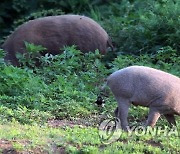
[0,46,180,153]
[0,121,179,153]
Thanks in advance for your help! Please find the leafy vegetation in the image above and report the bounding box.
[0,44,180,153]
[103,0,180,54]
[0,0,180,153]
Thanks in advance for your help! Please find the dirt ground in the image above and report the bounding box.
[0,118,163,154]
[0,119,87,154]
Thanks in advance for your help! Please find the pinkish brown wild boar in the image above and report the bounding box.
[2,15,113,66]
[98,66,180,130]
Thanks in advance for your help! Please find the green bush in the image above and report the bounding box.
[103,0,180,54]
[0,45,109,123]
[111,46,180,75]
[0,43,180,124]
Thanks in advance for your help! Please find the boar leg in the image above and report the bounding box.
[116,98,130,130]
[164,114,176,127]
[146,107,161,127]
[114,107,118,117]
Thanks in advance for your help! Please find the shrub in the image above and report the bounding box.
[0,43,179,124]
[111,46,180,76]
[0,45,109,122]
[103,0,180,54]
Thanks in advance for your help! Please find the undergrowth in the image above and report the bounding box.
[0,44,180,153]
[0,44,180,125]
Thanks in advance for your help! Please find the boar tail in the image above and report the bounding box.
[99,79,108,97]
[95,79,108,106]
[107,37,113,52]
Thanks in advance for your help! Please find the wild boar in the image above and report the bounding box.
[2,15,113,66]
[97,66,180,130]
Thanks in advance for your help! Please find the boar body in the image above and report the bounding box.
[2,15,112,66]
[107,66,180,130]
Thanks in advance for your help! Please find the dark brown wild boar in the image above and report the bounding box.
[2,15,113,66]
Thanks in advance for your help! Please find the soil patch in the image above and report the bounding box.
[0,140,17,154]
